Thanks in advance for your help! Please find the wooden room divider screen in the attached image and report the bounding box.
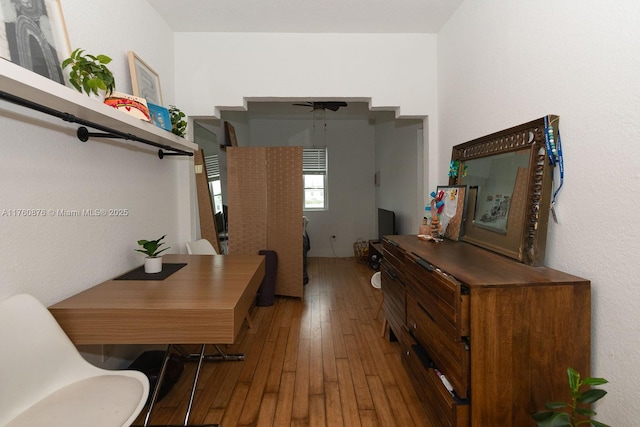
[226,146,303,298]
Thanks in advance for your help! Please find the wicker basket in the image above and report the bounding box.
[353,238,369,264]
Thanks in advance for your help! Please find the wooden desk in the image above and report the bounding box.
[49,254,265,345]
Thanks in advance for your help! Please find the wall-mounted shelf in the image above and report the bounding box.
[0,59,198,156]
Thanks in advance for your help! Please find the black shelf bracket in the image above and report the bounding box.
[1,90,193,158]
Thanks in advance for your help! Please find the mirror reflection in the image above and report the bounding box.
[460,150,530,234]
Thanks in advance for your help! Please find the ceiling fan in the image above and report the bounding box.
[292,101,348,112]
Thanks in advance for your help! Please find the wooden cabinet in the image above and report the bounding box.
[381,235,590,427]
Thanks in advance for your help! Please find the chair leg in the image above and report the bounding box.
[245,312,253,329]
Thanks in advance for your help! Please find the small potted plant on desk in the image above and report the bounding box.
[136,235,170,273]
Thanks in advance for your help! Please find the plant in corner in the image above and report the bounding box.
[532,367,609,427]
[169,105,187,137]
[62,48,115,97]
[136,235,170,273]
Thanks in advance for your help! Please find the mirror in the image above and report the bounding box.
[449,116,558,266]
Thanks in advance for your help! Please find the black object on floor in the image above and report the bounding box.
[128,350,184,404]
[256,250,278,306]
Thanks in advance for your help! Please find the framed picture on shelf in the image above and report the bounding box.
[0,0,71,85]
[127,51,163,105]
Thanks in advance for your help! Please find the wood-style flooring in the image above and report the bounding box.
[135,257,432,427]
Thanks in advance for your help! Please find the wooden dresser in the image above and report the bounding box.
[381,235,590,427]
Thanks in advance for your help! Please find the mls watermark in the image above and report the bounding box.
[1,208,129,217]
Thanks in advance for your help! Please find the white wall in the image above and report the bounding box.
[375,117,424,236]
[174,32,438,214]
[0,0,192,365]
[438,1,640,423]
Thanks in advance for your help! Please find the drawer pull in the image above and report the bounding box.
[415,256,435,272]
[417,301,436,322]
[384,269,398,280]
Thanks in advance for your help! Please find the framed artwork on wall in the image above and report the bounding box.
[127,51,163,105]
[0,0,71,85]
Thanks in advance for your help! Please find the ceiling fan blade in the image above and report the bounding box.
[293,102,313,107]
[323,102,348,111]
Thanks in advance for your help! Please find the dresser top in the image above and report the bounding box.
[383,235,589,289]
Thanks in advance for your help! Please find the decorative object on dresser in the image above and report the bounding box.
[381,235,590,427]
[449,115,562,266]
[136,235,170,273]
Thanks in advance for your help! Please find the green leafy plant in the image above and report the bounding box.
[62,48,116,97]
[532,368,609,427]
[135,235,170,258]
[169,105,187,137]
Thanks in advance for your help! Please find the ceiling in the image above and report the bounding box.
[148,0,463,34]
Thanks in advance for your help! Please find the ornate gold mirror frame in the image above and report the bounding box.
[449,115,558,266]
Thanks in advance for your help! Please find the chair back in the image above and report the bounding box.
[0,294,100,424]
[186,239,217,255]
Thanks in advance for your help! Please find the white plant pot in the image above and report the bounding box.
[144,256,162,274]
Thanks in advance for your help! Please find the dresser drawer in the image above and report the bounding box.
[382,237,405,263]
[381,260,405,335]
[404,252,470,340]
[400,328,470,427]
[407,293,470,398]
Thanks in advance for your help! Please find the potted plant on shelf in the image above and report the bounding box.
[62,48,116,99]
[169,105,187,137]
[136,235,170,273]
[532,367,609,427]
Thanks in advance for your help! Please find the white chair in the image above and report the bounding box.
[0,294,149,427]
[185,239,217,255]
[371,271,387,337]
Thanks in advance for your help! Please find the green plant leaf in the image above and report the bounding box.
[545,402,568,410]
[590,420,610,427]
[577,389,607,404]
[96,54,112,64]
[533,411,571,427]
[583,378,608,386]
[567,367,580,391]
[575,407,596,417]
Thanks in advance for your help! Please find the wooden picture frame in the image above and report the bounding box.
[127,51,163,105]
[449,116,557,266]
[0,0,71,85]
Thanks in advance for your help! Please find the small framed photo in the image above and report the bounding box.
[127,51,163,105]
[0,0,71,85]
[436,185,468,241]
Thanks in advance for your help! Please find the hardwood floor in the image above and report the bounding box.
[136,257,432,427]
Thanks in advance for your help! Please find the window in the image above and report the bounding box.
[303,147,328,210]
[205,154,223,213]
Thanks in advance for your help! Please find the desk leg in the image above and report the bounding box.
[176,344,245,362]
[138,344,220,427]
[184,344,206,426]
[143,344,173,427]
